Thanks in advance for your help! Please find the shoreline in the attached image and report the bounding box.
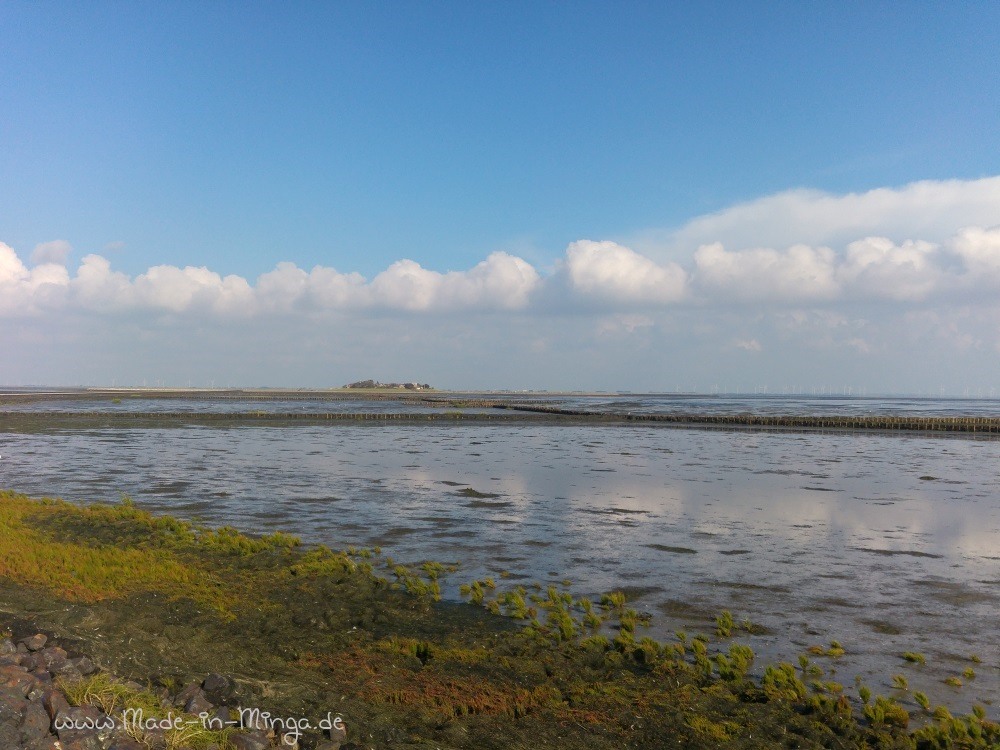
[0,491,997,749]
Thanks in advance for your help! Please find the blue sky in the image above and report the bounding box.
[3,3,1000,391]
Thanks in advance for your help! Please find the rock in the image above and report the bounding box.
[52,663,83,682]
[0,666,36,696]
[0,638,15,655]
[139,726,168,750]
[70,656,98,676]
[42,688,70,722]
[0,723,22,747]
[173,681,203,708]
[54,704,110,744]
[22,736,61,750]
[315,743,342,750]
[230,730,271,750]
[19,698,51,740]
[107,738,146,750]
[205,705,231,730]
[31,668,54,685]
[184,689,214,715]
[0,685,27,723]
[61,737,107,750]
[38,646,68,671]
[21,634,48,652]
[326,718,348,744]
[201,673,236,704]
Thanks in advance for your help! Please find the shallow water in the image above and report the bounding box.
[1,407,998,714]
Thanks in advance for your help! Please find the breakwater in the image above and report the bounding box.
[2,405,1000,433]
[492,403,1000,432]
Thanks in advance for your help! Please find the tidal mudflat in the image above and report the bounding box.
[1,393,998,723]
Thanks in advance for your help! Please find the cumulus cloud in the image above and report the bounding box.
[564,240,687,305]
[836,237,943,301]
[71,254,135,312]
[949,226,1000,279]
[30,240,72,266]
[638,176,1000,259]
[692,243,838,302]
[5,177,1000,324]
[369,252,540,311]
[0,246,541,318]
[0,242,71,315]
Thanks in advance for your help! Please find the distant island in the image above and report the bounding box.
[344,379,433,390]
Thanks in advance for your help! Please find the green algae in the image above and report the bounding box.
[1,490,998,749]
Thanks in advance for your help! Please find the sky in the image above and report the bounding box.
[2,2,1000,393]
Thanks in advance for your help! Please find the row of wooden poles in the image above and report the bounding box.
[4,407,1000,432]
[493,404,1000,432]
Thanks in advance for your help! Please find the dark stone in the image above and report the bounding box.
[0,654,21,667]
[173,681,202,708]
[42,688,70,722]
[52,663,83,682]
[326,718,348,743]
[0,665,36,696]
[54,704,109,743]
[19,698,51,739]
[0,685,27,723]
[205,705,231,730]
[61,737,107,750]
[139,726,168,750]
[0,723,22,747]
[184,689,214,715]
[21,634,47,652]
[315,743,342,750]
[107,737,146,750]
[0,639,15,655]
[38,647,68,671]
[23,736,61,750]
[201,673,236,704]
[70,656,97,676]
[31,668,53,685]
[230,731,271,750]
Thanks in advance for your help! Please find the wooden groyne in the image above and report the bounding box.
[493,404,1000,433]
[1,404,998,433]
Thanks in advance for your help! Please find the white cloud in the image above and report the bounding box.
[837,237,943,301]
[0,245,541,318]
[368,252,539,311]
[949,226,1000,280]
[132,265,255,315]
[638,176,1000,259]
[71,254,135,312]
[564,240,687,304]
[0,242,71,315]
[30,240,72,266]
[4,174,1000,397]
[693,242,838,302]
